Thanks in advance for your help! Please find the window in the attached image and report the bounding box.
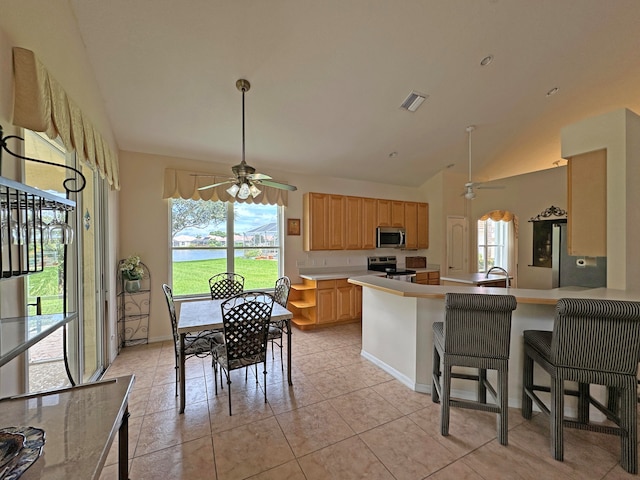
[170,199,283,296]
[477,218,509,273]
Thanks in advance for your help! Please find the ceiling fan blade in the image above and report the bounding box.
[256,179,298,191]
[477,185,505,190]
[198,180,235,191]
[247,172,272,181]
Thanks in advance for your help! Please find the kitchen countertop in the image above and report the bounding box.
[348,274,640,305]
[299,266,440,281]
[440,273,512,285]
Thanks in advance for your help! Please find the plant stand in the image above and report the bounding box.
[117,261,150,349]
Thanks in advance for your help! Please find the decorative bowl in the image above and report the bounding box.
[0,432,24,470]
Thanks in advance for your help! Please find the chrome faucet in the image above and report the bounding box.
[486,266,511,288]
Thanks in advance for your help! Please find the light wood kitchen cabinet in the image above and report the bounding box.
[289,278,362,330]
[414,271,440,285]
[304,192,428,251]
[344,196,362,250]
[404,202,429,249]
[316,280,337,324]
[377,199,392,227]
[303,193,345,251]
[567,149,606,257]
[417,202,429,249]
[336,279,355,321]
[391,200,404,227]
[404,202,418,249]
[361,197,377,249]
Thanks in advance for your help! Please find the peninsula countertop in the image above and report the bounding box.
[348,274,640,305]
[299,266,440,281]
[440,272,513,285]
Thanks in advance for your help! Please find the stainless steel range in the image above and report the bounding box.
[367,256,416,282]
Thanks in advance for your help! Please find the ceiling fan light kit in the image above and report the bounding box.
[198,79,298,196]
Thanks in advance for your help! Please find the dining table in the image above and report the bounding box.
[177,298,293,414]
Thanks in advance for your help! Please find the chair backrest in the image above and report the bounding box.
[274,276,291,308]
[209,272,245,299]
[551,298,640,377]
[444,293,517,359]
[220,291,274,369]
[162,284,180,347]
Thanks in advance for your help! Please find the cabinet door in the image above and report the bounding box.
[344,196,362,250]
[391,201,405,227]
[354,285,362,318]
[414,272,429,285]
[361,197,377,249]
[303,193,329,251]
[336,279,354,321]
[404,202,418,249]
[377,199,392,226]
[567,149,606,256]
[317,281,337,324]
[417,203,429,249]
[328,194,345,250]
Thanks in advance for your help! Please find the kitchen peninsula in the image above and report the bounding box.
[347,274,640,410]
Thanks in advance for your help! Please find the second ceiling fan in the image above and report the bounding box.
[462,125,503,200]
[198,79,297,199]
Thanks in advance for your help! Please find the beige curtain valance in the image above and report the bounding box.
[12,47,120,189]
[162,168,289,206]
[480,210,514,222]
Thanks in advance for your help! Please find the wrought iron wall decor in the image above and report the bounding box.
[0,124,87,387]
[528,205,567,222]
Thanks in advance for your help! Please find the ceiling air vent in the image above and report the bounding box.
[400,91,428,112]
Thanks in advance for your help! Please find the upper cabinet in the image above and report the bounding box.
[303,192,345,251]
[303,193,428,251]
[567,149,606,256]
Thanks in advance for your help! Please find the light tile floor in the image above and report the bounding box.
[100,322,637,479]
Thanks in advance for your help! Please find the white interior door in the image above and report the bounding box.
[446,216,468,275]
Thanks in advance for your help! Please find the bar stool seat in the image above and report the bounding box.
[432,292,517,445]
[522,298,640,474]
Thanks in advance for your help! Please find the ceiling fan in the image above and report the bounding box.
[462,125,503,200]
[198,79,297,199]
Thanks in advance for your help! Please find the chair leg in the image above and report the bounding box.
[213,361,218,396]
[263,361,267,404]
[620,383,638,474]
[551,375,564,461]
[174,365,179,397]
[432,345,441,404]
[227,376,232,416]
[498,367,508,445]
[522,350,533,419]
[441,360,452,436]
[577,383,590,424]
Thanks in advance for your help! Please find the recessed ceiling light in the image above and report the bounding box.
[546,87,559,96]
[400,91,428,112]
[480,55,494,66]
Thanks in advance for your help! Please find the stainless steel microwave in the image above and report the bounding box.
[376,226,406,248]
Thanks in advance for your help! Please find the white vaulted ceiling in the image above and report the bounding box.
[12,1,640,186]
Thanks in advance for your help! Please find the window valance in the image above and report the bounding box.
[479,210,514,222]
[162,168,289,206]
[12,47,120,189]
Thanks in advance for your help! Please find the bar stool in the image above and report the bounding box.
[432,292,517,445]
[522,298,640,474]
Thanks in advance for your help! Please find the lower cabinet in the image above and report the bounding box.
[414,271,440,285]
[289,278,361,330]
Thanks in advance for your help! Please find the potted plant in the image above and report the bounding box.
[120,254,144,293]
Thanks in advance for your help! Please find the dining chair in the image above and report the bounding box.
[267,276,291,369]
[161,284,223,396]
[213,291,274,415]
[522,298,640,474]
[208,272,245,300]
[432,292,517,445]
